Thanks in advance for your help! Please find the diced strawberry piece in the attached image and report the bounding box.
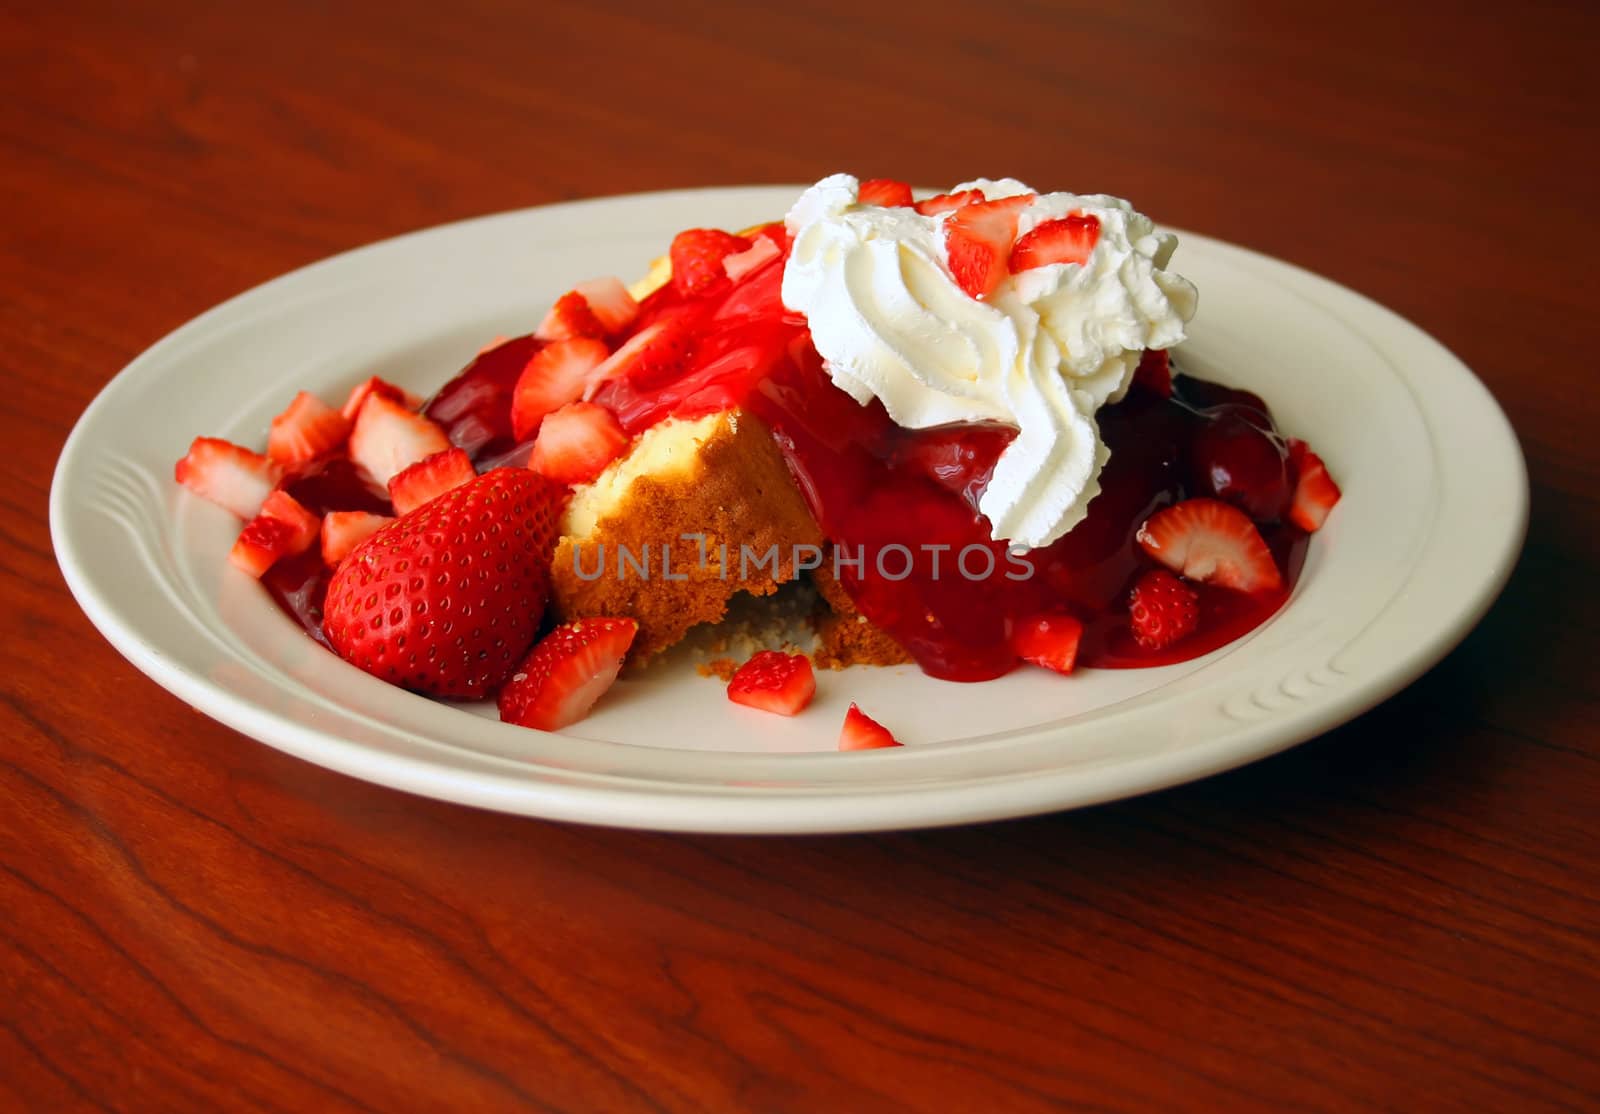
[1132,349,1172,398]
[1127,569,1200,651]
[838,703,902,750]
[347,393,452,486]
[858,178,914,208]
[1136,498,1284,594]
[497,617,639,731]
[535,290,607,342]
[228,490,320,578]
[1287,439,1342,532]
[913,188,984,217]
[267,390,352,466]
[726,651,816,716]
[174,436,284,519]
[320,509,393,566]
[510,337,610,442]
[571,277,640,335]
[387,446,477,516]
[669,228,751,297]
[1009,213,1101,272]
[946,196,1031,299]
[583,318,697,397]
[341,376,422,423]
[721,236,783,283]
[529,402,628,486]
[1012,611,1084,674]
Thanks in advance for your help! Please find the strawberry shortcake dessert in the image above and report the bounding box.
[174,174,1340,748]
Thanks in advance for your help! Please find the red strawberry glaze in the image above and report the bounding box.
[590,224,1309,681]
[261,222,1310,682]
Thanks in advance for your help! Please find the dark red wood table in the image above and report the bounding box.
[5,2,1597,1109]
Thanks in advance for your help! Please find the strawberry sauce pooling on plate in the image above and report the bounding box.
[253,219,1318,682]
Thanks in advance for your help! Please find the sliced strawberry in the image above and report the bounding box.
[529,402,628,486]
[324,468,565,699]
[267,390,352,466]
[721,236,783,283]
[497,617,639,731]
[341,376,423,423]
[1132,349,1172,398]
[669,228,751,297]
[838,703,902,750]
[228,490,320,578]
[1128,569,1200,651]
[1012,611,1084,674]
[388,446,477,516]
[510,337,610,442]
[571,277,640,336]
[320,509,393,566]
[1287,439,1341,532]
[583,317,697,397]
[946,196,1031,299]
[347,393,452,486]
[174,436,284,519]
[1009,213,1101,273]
[858,178,914,208]
[913,188,984,217]
[726,651,816,716]
[1136,498,1284,594]
[535,290,607,342]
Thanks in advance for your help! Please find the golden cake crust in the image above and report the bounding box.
[550,410,826,664]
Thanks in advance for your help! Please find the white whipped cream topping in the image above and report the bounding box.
[780,173,1198,549]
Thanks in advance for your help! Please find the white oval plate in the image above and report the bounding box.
[50,186,1526,833]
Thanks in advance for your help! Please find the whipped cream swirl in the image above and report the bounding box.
[781,173,1198,549]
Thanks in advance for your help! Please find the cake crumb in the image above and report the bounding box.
[698,657,739,682]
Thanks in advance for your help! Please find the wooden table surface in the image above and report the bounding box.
[5,1,1597,1109]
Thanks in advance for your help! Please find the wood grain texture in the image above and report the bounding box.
[4,0,1598,1109]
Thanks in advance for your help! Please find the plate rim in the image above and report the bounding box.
[49,185,1529,833]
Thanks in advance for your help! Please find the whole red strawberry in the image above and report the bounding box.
[323,467,565,699]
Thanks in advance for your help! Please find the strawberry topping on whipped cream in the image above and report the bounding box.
[781,173,1198,549]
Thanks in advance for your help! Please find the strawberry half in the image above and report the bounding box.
[1287,439,1341,532]
[497,617,639,731]
[529,402,628,486]
[726,651,816,716]
[510,337,609,442]
[858,178,914,208]
[1136,498,1284,594]
[347,393,452,486]
[228,490,320,578]
[388,446,477,516]
[174,436,284,519]
[323,467,566,699]
[583,317,697,397]
[669,228,751,297]
[838,703,902,750]
[341,376,422,423]
[267,390,352,466]
[913,188,984,217]
[535,290,607,342]
[946,195,1032,300]
[320,509,393,566]
[1012,611,1084,674]
[1009,213,1100,273]
[1128,569,1200,651]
